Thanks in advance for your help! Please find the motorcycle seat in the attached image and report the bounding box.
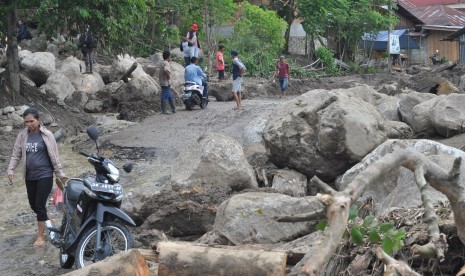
[66,178,86,202]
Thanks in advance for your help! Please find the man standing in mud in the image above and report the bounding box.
[231,50,246,110]
[159,50,176,115]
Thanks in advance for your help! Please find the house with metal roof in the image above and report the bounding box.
[396,0,465,64]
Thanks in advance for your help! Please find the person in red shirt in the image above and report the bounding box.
[216,45,225,81]
[273,55,290,98]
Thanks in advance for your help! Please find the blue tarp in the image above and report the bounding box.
[360,29,419,50]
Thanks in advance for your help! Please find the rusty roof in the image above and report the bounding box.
[408,0,459,6]
[397,0,465,26]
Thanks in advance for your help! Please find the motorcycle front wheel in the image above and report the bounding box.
[184,100,193,110]
[200,97,208,109]
[74,221,134,268]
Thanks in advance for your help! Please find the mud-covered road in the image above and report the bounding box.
[0,97,284,275]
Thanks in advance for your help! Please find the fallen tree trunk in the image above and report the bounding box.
[120,61,138,83]
[157,241,287,276]
[63,249,150,276]
[275,141,464,275]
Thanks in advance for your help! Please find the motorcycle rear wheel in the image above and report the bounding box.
[59,216,75,268]
[60,247,75,269]
[74,221,134,269]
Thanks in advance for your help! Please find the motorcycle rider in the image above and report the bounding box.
[184,56,208,99]
[431,49,440,65]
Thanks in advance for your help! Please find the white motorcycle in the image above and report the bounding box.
[181,81,208,110]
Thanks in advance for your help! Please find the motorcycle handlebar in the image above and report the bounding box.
[79,150,92,158]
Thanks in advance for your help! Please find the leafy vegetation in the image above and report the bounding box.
[0,0,399,77]
[316,205,406,254]
[229,2,287,77]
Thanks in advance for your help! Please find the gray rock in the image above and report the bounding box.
[41,113,54,126]
[199,192,323,245]
[1,126,13,132]
[430,94,465,137]
[2,106,15,115]
[399,92,437,126]
[336,139,463,215]
[243,143,268,168]
[263,86,389,181]
[171,132,258,191]
[272,169,307,197]
[20,51,56,85]
[41,72,75,100]
[84,100,104,113]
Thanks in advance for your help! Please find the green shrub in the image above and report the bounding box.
[316,205,406,254]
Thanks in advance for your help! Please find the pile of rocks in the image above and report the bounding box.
[1,105,57,132]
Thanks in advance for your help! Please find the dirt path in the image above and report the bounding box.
[0,97,283,275]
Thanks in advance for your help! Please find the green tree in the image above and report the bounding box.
[231,1,287,77]
[297,0,397,61]
[268,0,297,54]
[31,0,153,55]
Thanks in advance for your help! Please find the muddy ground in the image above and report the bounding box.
[0,71,464,275]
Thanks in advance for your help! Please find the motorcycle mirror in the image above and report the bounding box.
[123,162,133,173]
[86,125,99,141]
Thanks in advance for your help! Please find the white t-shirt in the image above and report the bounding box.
[182,41,190,57]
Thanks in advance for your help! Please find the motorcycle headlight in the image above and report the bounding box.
[108,163,120,182]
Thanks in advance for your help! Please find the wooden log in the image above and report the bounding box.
[157,241,287,276]
[63,249,150,276]
[120,61,138,83]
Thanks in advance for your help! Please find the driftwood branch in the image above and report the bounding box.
[273,208,325,222]
[119,61,138,83]
[411,164,448,261]
[375,247,422,276]
[292,141,465,275]
[63,249,150,276]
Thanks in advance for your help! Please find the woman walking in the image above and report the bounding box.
[7,108,66,247]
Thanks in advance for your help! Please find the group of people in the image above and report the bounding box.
[159,46,247,112]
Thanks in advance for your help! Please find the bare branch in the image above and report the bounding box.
[273,208,325,222]
[310,176,336,195]
[412,164,448,262]
[375,247,422,276]
[298,142,465,274]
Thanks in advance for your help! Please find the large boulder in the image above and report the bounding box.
[263,86,390,181]
[398,92,437,126]
[242,112,273,146]
[113,75,160,103]
[430,94,465,137]
[209,81,234,101]
[59,56,105,93]
[336,139,462,215]
[170,132,258,191]
[151,60,185,94]
[197,192,323,245]
[109,54,151,82]
[20,51,56,86]
[40,72,75,100]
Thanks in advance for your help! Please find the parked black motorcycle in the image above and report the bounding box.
[47,125,135,269]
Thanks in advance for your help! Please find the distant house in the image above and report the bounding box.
[396,0,465,64]
[443,27,465,63]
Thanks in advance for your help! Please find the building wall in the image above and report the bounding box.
[428,31,460,62]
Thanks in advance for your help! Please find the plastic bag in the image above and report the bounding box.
[53,188,63,207]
